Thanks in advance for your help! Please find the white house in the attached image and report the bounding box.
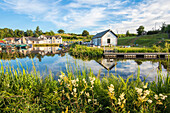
[97,58,117,70]
[38,35,62,44]
[92,29,118,46]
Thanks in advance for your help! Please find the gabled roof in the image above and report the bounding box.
[28,37,42,41]
[46,35,62,39]
[92,29,118,39]
[96,58,117,70]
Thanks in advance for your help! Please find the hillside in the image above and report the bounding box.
[118,33,169,47]
[55,33,93,42]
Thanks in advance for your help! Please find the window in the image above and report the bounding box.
[107,39,110,43]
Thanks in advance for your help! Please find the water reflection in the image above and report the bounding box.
[0,46,169,81]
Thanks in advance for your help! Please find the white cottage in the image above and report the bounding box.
[92,29,118,46]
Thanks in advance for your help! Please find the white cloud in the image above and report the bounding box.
[0,0,170,34]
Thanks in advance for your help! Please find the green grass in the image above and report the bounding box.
[0,62,169,112]
[118,33,168,47]
[69,45,103,58]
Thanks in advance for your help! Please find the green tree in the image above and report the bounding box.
[0,30,5,39]
[50,30,55,36]
[35,26,40,34]
[165,25,170,39]
[58,29,65,34]
[136,26,144,36]
[35,26,43,36]
[82,30,89,36]
[25,30,34,36]
[34,33,39,37]
[126,30,130,37]
[161,22,166,33]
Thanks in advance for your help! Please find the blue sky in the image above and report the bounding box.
[0,0,170,34]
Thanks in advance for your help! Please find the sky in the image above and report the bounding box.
[0,0,170,34]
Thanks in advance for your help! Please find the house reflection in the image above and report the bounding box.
[96,58,117,70]
[0,46,65,61]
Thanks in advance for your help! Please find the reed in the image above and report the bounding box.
[0,61,169,113]
[69,45,103,58]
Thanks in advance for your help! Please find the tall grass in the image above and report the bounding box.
[0,62,169,112]
[69,45,103,58]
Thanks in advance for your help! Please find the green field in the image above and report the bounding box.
[118,33,169,47]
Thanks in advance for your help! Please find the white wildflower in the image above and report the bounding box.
[73,88,77,93]
[88,99,91,103]
[135,87,143,95]
[80,91,84,95]
[119,93,125,100]
[118,98,121,105]
[159,94,163,97]
[141,95,146,100]
[62,90,65,93]
[161,95,167,100]
[147,99,152,104]
[59,74,64,79]
[83,78,85,81]
[94,99,97,104]
[58,79,61,82]
[86,92,90,97]
[108,84,114,93]
[154,94,159,100]
[144,90,150,96]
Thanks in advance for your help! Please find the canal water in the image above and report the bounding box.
[0,46,169,81]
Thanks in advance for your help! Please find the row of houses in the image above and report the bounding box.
[4,35,62,45]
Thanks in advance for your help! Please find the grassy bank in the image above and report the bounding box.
[0,63,169,112]
[33,44,60,47]
[69,45,103,58]
[118,33,168,47]
[102,44,169,53]
[116,46,169,53]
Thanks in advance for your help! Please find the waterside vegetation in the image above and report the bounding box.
[69,45,103,58]
[0,63,169,112]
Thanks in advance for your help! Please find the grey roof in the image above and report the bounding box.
[46,35,62,39]
[92,29,118,39]
[28,37,42,41]
[14,38,20,41]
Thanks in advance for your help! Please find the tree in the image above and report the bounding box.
[25,30,34,36]
[58,29,65,34]
[161,22,166,33]
[35,26,43,36]
[126,30,130,37]
[49,30,55,36]
[0,30,5,39]
[35,26,40,34]
[82,30,89,36]
[136,26,145,36]
[165,24,170,39]
[34,33,39,37]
